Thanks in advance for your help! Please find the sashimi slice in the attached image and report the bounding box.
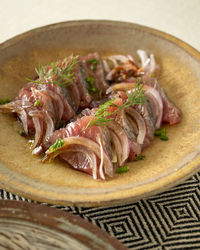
[80,52,109,95]
[142,74,181,125]
[44,136,114,180]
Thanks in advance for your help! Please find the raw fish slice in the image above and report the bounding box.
[104,98,142,160]
[81,52,109,95]
[74,63,92,108]
[142,74,181,125]
[44,136,114,180]
[44,115,113,160]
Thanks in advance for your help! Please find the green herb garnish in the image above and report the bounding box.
[27,56,79,88]
[160,135,168,141]
[154,128,168,141]
[90,65,96,71]
[34,99,40,107]
[85,76,98,94]
[135,155,145,161]
[49,138,65,152]
[83,79,146,131]
[116,165,130,174]
[86,59,99,65]
[150,73,155,78]
[87,59,99,71]
[0,97,10,105]
[86,76,95,85]
[154,129,162,136]
[88,87,98,94]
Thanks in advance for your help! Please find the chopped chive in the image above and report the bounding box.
[49,138,65,152]
[86,76,98,94]
[34,99,40,107]
[88,87,98,94]
[135,155,145,161]
[86,59,99,64]
[154,130,162,136]
[116,165,130,174]
[154,128,168,141]
[160,128,168,140]
[0,97,10,105]
[85,76,95,85]
[160,136,168,141]
[161,129,166,135]
[154,128,165,136]
[90,65,96,71]
[150,73,155,78]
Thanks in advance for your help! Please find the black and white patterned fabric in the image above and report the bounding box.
[1,172,200,249]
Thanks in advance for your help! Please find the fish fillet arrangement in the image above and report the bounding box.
[0,50,181,180]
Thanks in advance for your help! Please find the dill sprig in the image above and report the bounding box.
[27,56,79,88]
[83,79,146,131]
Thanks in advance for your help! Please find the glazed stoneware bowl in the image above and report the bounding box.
[0,200,127,249]
[0,20,200,206]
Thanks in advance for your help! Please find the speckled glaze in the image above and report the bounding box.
[0,200,127,249]
[0,20,200,206]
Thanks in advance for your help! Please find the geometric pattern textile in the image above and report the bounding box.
[1,172,200,249]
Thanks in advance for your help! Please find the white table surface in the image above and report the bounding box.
[0,0,200,51]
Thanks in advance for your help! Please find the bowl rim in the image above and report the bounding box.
[0,200,126,249]
[1,19,200,56]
